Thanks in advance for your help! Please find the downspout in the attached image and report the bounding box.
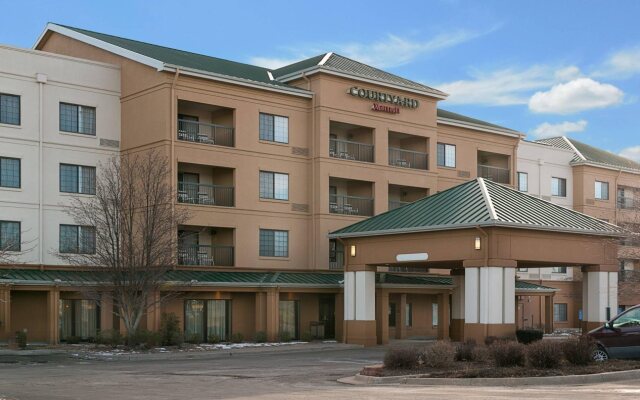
[37,73,47,266]
[301,72,317,269]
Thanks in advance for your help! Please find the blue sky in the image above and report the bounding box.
[2,0,639,159]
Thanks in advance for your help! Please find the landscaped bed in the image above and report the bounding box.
[376,331,640,379]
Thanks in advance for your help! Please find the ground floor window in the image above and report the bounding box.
[59,299,99,341]
[279,300,299,340]
[389,303,396,327]
[553,303,568,322]
[432,303,438,326]
[405,303,413,327]
[184,299,230,342]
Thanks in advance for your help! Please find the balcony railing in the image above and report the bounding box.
[478,164,510,184]
[619,269,640,283]
[329,194,374,216]
[178,245,234,266]
[329,251,344,270]
[329,138,374,163]
[388,148,428,170]
[388,200,410,210]
[177,182,234,207]
[617,196,639,210]
[177,119,234,147]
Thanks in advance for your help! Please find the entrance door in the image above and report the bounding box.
[319,295,335,339]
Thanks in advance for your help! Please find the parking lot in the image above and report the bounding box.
[2,344,640,399]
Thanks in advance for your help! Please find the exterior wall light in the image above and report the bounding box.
[474,237,481,250]
[350,245,357,257]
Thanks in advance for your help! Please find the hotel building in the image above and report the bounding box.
[0,23,632,345]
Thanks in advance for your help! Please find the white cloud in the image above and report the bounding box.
[436,65,579,106]
[249,27,495,70]
[528,78,623,114]
[596,47,640,79]
[529,120,588,139]
[619,146,640,162]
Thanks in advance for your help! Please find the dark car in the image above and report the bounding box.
[588,304,640,361]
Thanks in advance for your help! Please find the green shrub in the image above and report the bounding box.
[383,347,419,370]
[254,331,267,343]
[421,341,455,368]
[526,340,563,369]
[207,334,221,344]
[127,330,161,349]
[230,333,244,343]
[278,331,292,343]
[516,329,544,344]
[490,341,526,367]
[455,339,477,361]
[185,333,202,344]
[563,336,596,366]
[160,313,183,346]
[65,336,81,344]
[96,330,123,347]
[300,331,313,342]
[15,331,27,349]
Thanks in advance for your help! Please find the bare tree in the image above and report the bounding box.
[59,150,189,336]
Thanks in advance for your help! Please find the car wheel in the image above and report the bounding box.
[592,347,609,362]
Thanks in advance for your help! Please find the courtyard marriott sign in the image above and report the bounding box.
[348,86,420,114]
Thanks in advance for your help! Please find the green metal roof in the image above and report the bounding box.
[515,281,557,291]
[536,136,640,172]
[437,109,520,134]
[273,52,447,97]
[330,178,625,238]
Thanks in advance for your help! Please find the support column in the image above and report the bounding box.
[0,286,11,342]
[47,289,60,345]
[100,294,114,332]
[544,294,554,334]
[265,289,279,342]
[450,271,465,341]
[344,266,376,346]
[437,292,450,340]
[463,264,516,342]
[582,266,618,332]
[255,292,267,334]
[375,289,389,345]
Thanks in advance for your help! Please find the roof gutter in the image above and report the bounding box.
[437,117,524,138]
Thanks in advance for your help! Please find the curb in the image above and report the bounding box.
[340,368,640,387]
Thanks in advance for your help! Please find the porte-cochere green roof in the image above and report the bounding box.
[330,178,625,238]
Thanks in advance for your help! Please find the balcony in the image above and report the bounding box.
[178,226,234,267]
[329,194,374,216]
[177,100,234,147]
[178,244,234,267]
[329,138,374,163]
[329,250,344,270]
[388,184,428,211]
[329,121,374,163]
[177,182,234,207]
[388,131,429,170]
[478,164,510,184]
[177,164,234,207]
[618,196,639,210]
[388,148,428,170]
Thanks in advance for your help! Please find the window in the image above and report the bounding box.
[59,299,99,341]
[259,113,288,143]
[612,307,640,329]
[405,303,413,327]
[184,299,231,342]
[59,225,96,254]
[0,221,20,252]
[259,171,289,200]
[437,143,456,168]
[518,172,528,192]
[0,93,20,125]
[432,303,438,326]
[60,164,96,195]
[518,267,529,272]
[595,181,609,200]
[279,300,299,339]
[551,177,567,197]
[259,229,289,257]
[552,266,567,273]
[0,157,20,188]
[553,303,568,322]
[60,103,96,135]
